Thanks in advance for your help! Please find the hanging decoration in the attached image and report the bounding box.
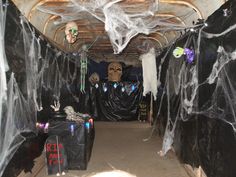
[36,122,49,133]
[173,47,184,58]
[139,47,158,100]
[173,47,195,64]
[64,21,79,44]
[89,72,100,85]
[108,62,122,82]
[184,48,195,63]
[80,45,88,93]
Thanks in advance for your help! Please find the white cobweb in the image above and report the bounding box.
[0,4,83,175]
[158,24,236,156]
[37,0,187,54]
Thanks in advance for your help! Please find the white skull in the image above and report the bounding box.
[65,21,79,44]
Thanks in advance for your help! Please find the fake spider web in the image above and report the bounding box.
[0,3,85,175]
[37,0,188,54]
[157,24,236,156]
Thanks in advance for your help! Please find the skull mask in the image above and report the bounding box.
[89,72,100,85]
[65,21,79,44]
[108,62,122,82]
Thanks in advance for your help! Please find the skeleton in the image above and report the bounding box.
[63,106,85,123]
[108,62,122,82]
[50,100,60,112]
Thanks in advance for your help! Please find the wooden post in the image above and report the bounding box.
[149,93,153,125]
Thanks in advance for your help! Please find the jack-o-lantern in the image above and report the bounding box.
[65,21,79,44]
[108,62,122,82]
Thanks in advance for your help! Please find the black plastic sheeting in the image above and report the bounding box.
[2,1,142,175]
[3,0,143,122]
[48,118,95,170]
[45,135,68,175]
[156,1,236,177]
[89,82,142,121]
[2,1,85,176]
[4,0,236,177]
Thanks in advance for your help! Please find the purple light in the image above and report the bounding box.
[184,48,195,64]
[45,123,49,129]
[39,123,45,128]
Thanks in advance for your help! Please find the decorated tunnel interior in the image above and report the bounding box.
[1,0,236,177]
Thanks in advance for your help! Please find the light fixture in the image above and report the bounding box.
[89,119,94,127]
[113,83,118,88]
[103,86,108,92]
[190,28,195,32]
[131,85,135,91]
[85,122,90,129]
[223,9,229,17]
[121,87,125,92]
[36,122,49,133]
[70,124,75,136]
[103,83,108,92]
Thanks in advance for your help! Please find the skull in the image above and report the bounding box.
[89,72,100,85]
[65,21,79,44]
[64,106,75,117]
[108,62,122,82]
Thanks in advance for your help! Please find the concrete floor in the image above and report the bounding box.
[35,121,189,177]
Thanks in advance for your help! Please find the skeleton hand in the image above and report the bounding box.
[50,100,60,112]
[158,150,165,157]
[37,106,43,112]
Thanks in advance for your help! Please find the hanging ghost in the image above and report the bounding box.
[139,47,158,100]
[65,21,79,44]
[108,62,122,82]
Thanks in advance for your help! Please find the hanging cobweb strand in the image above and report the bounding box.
[0,0,8,118]
[0,74,35,177]
[159,70,178,156]
[80,49,88,93]
[20,16,42,113]
[0,1,29,176]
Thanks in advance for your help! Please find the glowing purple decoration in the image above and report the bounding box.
[184,48,195,63]
[39,123,45,129]
[36,122,50,133]
[45,123,49,129]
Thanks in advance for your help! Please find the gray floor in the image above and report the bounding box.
[36,121,189,177]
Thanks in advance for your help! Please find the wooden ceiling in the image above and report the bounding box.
[12,0,225,65]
